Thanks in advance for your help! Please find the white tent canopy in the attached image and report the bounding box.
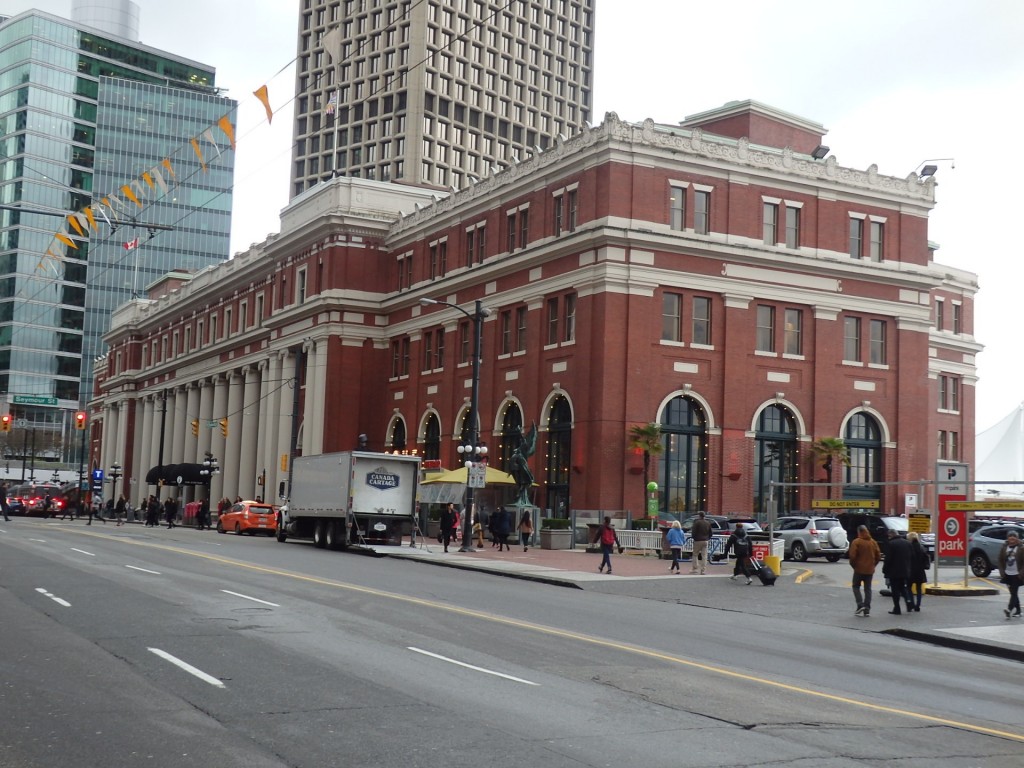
[976,403,1024,498]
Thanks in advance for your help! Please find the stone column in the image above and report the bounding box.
[223,371,244,500]
[263,353,283,502]
[100,402,116,480]
[197,379,213,461]
[209,376,228,502]
[254,359,270,501]
[137,395,155,500]
[276,350,296,497]
[182,384,201,504]
[170,387,186,465]
[237,365,260,501]
[301,341,316,457]
[311,339,327,454]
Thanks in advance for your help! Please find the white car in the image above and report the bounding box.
[773,516,849,562]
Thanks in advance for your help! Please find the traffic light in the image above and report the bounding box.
[0,414,10,432]
[74,411,87,430]
[219,417,228,437]
[191,418,199,437]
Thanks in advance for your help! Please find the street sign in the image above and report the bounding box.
[811,499,880,509]
[946,501,1024,512]
[13,395,57,406]
[905,493,918,510]
[468,462,486,488]
[908,512,931,534]
[937,462,969,495]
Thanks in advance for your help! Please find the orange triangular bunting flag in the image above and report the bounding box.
[253,85,273,124]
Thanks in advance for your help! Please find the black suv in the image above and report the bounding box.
[836,512,935,561]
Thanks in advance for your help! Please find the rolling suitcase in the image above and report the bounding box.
[751,559,777,586]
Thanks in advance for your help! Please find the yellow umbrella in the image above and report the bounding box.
[421,465,517,485]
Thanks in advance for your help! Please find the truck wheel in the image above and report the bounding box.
[313,520,327,548]
[326,521,340,550]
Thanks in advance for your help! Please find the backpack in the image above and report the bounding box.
[734,537,750,557]
[600,525,616,546]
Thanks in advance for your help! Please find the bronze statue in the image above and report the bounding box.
[509,421,537,506]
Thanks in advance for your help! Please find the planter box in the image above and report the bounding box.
[540,528,573,550]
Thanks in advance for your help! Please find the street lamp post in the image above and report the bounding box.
[420,297,491,552]
[199,451,220,527]
[109,461,122,511]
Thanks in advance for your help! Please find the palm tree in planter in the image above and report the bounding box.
[628,422,664,529]
[810,437,849,499]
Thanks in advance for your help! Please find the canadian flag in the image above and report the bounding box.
[123,238,139,251]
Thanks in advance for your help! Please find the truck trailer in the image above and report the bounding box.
[277,451,421,549]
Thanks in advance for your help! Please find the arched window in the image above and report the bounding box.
[498,402,524,471]
[754,404,798,519]
[545,395,572,517]
[422,413,440,461]
[657,396,707,516]
[844,412,882,499]
[388,418,407,451]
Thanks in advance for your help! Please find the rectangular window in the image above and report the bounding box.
[239,301,248,333]
[400,337,410,376]
[952,303,962,334]
[439,240,447,276]
[391,340,400,378]
[755,305,775,352]
[937,430,947,461]
[785,205,800,249]
[500,310,512,354]
[563,293,576,342]
[844,317,861,362]
[951,377,960,412]
[515,306,527,352]
[949,431,959,460]
[519,208,529,246]
[869,221,884,262]
[935,299,944,331]
[553,194,563,235]
[566,189,577,231]
[669,185,686,230]
[477,224,486,263]
[784,308,802,355]
[507,213,517,251]
[547,297,559,345]
[256,295,264,324]
[429,244,438,279]
[694,189,710,234]
[224,309,232,339]
[938,375,948,410]
[662,292,683,342]
[423,330,433,371]
[869,319,886,365]
[763,203,778,245]
[198,320,205,348]
[297,267,307,303]
[459,320,470,364]
[436,328,445,369]
[465,229,475,268]
[692,296,711,345]
[849,217,864,258]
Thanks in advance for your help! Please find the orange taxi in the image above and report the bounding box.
[217,500,278,536]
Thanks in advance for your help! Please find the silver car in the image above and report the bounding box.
[967,524,1024,578]
[773,516,849,562]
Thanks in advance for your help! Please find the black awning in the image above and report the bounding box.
[145,463,208,486]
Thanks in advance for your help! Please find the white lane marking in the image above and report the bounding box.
[221,589,279,607]
[70,548,95,557]
[35,587,71,607]
[29,538,47,543]
[408,647,539,686]
[126,565,161,575]
[148,648,225,688]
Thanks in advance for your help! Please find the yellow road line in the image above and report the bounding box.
[56,524,1024,744]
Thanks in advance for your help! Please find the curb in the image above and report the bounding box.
[884,628,1024,663]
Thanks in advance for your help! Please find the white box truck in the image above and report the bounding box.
[277,451,421,550]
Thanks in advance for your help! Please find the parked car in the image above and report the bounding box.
[8,483,63,517]
[772,515,849,562]
[835,512,935,561]
[681,515,761,535]
[967,524,1024,578]
[217,500,278,536]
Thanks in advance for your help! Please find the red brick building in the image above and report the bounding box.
[93,101,979,520]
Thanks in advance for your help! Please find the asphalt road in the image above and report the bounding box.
[1,519,1022,767]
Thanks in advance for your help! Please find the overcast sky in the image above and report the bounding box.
[8,0,1024,434]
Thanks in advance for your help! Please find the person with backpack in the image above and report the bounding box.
[725,523,753,584]
[594,516,622,574]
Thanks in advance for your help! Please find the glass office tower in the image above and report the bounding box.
[0,10,234,469]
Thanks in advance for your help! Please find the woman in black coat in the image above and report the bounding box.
[439,503,457,552]
[907,531,929,612]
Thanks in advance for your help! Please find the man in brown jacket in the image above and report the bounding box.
[689,512,713,574]
[848,524,882,617]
